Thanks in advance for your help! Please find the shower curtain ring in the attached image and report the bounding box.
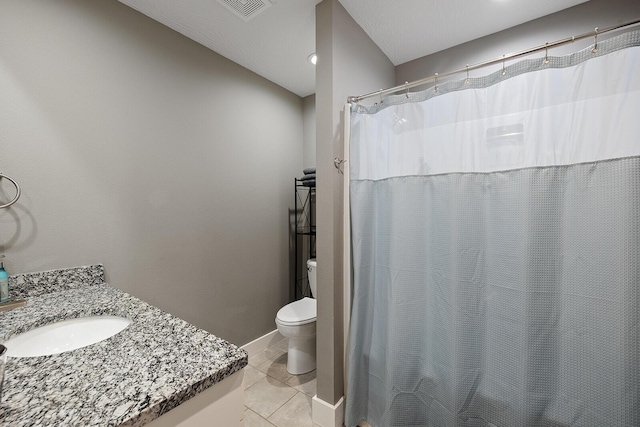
[405,81,410,99]
[543,42,550,65]
[465,64,470,85]
[378,89,383,105]
[502,55,507,76]
[434,73,439,93]
[591,27,599,53]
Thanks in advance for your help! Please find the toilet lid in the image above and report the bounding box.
[276,297,316,326]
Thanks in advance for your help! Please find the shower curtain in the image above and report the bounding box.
[346,31,640,427]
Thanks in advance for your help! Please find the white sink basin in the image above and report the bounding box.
[4,315,132,358]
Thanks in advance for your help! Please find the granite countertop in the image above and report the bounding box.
[0,265,248,426]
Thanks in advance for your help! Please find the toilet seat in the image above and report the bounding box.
[276,297,316,326]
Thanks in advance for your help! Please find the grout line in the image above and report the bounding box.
[249,343,315,425]
[247,407,276,426]
[266,391,301,423]
[263,392,297,421]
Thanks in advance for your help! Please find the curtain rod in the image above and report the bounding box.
[347,17,640,104]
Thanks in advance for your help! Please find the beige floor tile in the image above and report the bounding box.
[244,377,297,418]
[285,369,316,397]
[268,392,313,427]
[272,337,289,352]
[243,365,267,390]
[243,408,276,426]
[249,347,285,368]
[257,352,293,383]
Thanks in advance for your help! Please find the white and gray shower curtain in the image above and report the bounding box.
[346,31,640,427]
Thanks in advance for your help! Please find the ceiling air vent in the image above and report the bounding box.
[216,0,272,22]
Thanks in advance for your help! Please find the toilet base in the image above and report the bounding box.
[286,335,316,375]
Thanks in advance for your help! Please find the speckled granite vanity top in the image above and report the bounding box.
[0,265,248,426]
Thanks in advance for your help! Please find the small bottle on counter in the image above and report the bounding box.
[0,255,8,302]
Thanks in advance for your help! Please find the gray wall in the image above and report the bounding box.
[0,0,303,346]
[396,0,640,87]
[315,0,395,405]
[302,94,316,169]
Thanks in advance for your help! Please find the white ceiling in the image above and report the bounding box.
[118,0,588,98]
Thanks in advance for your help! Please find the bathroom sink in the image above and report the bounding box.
[4,315,132,358]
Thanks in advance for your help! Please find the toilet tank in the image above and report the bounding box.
[307,259,317,298]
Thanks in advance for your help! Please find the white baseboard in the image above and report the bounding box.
[240,329,283,358]
[312,395,345,427]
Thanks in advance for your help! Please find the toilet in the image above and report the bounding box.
[275,259,317,375]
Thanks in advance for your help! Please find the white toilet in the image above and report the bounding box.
[275,259,317,375]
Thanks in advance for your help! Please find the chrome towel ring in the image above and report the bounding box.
[0,173,21,209]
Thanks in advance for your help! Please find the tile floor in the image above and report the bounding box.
[243,336,319,426]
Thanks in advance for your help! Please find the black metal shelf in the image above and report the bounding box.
[294,178,315,300]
